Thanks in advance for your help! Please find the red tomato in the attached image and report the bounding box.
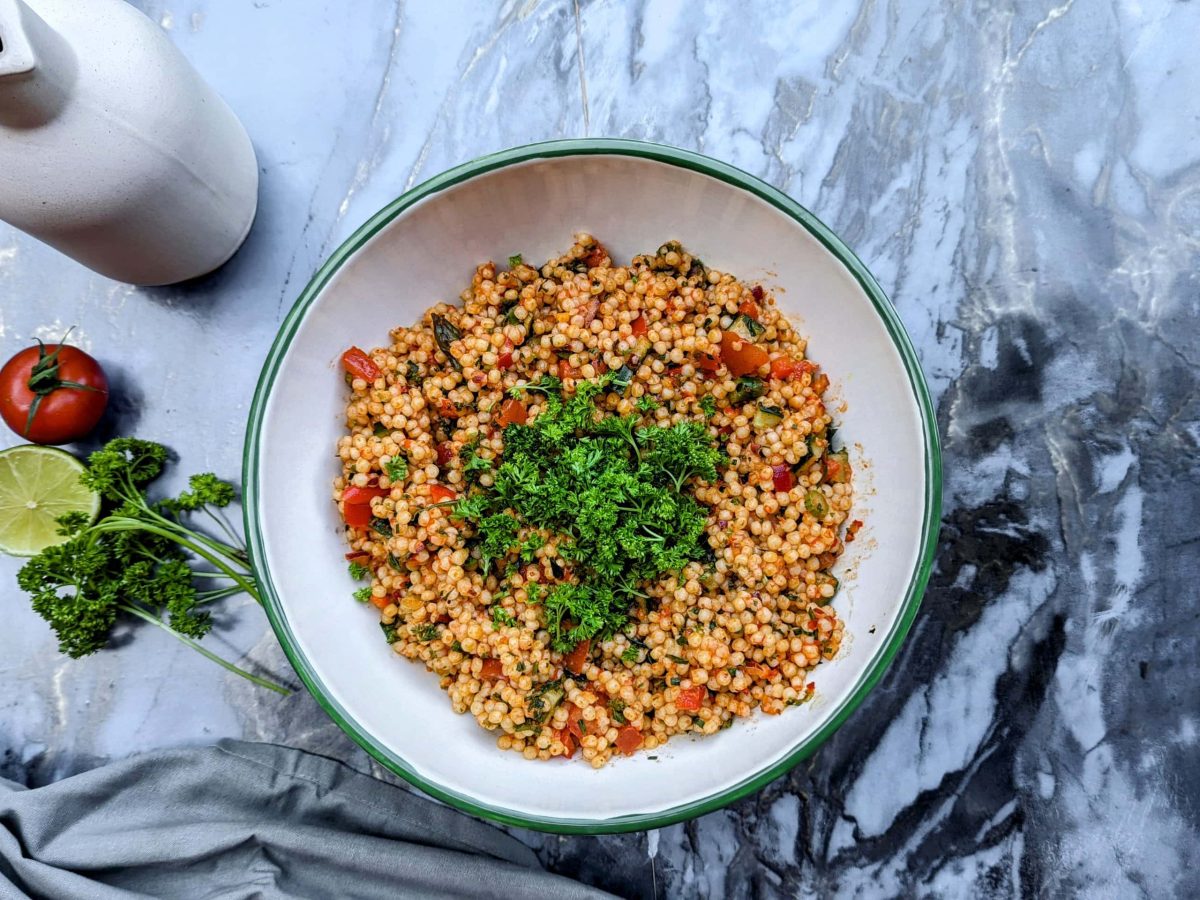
[563,639,590,675]
[676,685,706,711]
[630,316,648,337]
[615,725,644,755]
[498,339,515,370]
[719,332,769,377]
[342,502,372,529]
[0,340,109,444]
[480,658,504,680]
[341,347,380,383]
[694,353,722,374]
[811,373,830,395]
[558,360,580,379]
[428,484,457,503]
[738,299,760,319]
[771,464,795,493]
[342,485,389,505]
[769,356,801,380]
[496,397,527,427]
[437,399,461,419]
[369,594,389,609]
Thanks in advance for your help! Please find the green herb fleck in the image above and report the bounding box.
[352,586,373,603]
[380,622,398,642]
[609,698,628,724]
[490,605,518,628]
[413,623,439,641]
[348,560,370,580]
[385,455,408,482]
[700,395,717,418]
[508,253,523,268]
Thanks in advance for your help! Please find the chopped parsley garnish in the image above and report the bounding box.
[352,586,372,603]
[635,395,659,414]
[412,623,439,641]
[348,560,370,580]
[385,455,408,482]
[451,377,721,651]
[508,253,523,268]
[490,605,518,628]
[621,646,640,664]
[700,395,717,418]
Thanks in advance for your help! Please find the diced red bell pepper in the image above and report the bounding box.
[631,316,648,337]
[341,347,381,383]
[720,332,769,376]
[615,725,644,755]
[563,639,590,675]
[428,484,457,503]
[676,685,706,711]
[498,339,515,370]
[496,397,527,427]
[772,464,795,493]
[480,658,504,680]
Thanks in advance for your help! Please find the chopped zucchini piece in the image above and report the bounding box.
[733,376,765,405]
[804,489,830,519]
[729,313,765,342]
[824,449,851,484]
[611,364,635,394]
[752,403,784,429]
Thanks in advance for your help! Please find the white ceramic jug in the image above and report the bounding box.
[0,0,258,286]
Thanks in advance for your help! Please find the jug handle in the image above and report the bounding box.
[0,0,38,80]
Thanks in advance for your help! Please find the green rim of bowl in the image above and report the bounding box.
[243,138,943,834]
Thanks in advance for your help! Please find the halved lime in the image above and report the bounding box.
[0,445,100,556]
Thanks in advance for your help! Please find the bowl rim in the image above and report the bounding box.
[243,137,943,834]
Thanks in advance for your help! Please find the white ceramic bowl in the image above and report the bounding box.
[244,140,941,833]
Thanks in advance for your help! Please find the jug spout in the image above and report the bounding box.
[0,0,38,81]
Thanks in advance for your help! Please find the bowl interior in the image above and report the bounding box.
[248,146,935,829]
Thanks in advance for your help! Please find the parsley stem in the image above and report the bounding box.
[119,603,289,694]
[93,518,260,602]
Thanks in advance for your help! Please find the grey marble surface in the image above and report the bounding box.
[2,0,1198,896]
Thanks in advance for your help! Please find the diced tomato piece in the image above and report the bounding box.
[558,359,580,379]
[342,485,389,505]
[676,685,706,711]
[811,373,830,396]
[369,594,389,610]
[616,725,644,755]
[498,339,514,370]
[695,353,722,374]
[344,550,370,563]
[428,484,457,503]
[583,242,608,268]
[744,664,773,680]
[437,399,461,419]
[341,347,381,383]
[342,502,372,529]
[480,658,504,680]
[631,315,648,337]
[563,639,590,675]
[496,397,527,427]
[772,464,795,493]
[557,729,577,758]
[720,332,770,376]
[435,442,454,466]
[752,285,765,302]
[739,299,760,319]
[770,356,802,380]
[563,702,583,741]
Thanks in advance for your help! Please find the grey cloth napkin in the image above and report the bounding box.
[0,740,617,900]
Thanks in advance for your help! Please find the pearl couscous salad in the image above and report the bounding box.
[334,235,858,767]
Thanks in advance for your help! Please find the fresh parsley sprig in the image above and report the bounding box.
[15,438,289,694]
